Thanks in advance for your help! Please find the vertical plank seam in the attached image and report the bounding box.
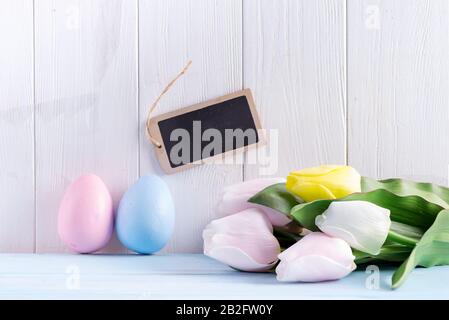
[32,0,37,253]
[137,0,141,179]
[241,0,246,182]
[345,0,349,166]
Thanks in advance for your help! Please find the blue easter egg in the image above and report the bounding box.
[116,175,175,254]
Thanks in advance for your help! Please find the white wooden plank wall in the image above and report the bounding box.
[34,0,138,252]
[138,0,243,252]
[244,0,346,180]
[0,0,448,253]
[348,0,449,186]
[0,0,35,252]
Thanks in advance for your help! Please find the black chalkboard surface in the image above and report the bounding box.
[148,89,263,174]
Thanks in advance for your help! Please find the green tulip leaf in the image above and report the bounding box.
[354,244,413,265]
[290,189,443,231]
[362,177,449,209]
[392,209,449,289]
[248,183,301,216]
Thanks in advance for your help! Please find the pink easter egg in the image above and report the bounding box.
[58,174,114,253]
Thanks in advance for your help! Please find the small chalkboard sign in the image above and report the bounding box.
[148,89,263,174]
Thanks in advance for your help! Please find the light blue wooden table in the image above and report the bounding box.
[0,254,447,299]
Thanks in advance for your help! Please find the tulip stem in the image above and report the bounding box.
[387,230,419,248]
[273,227,301,241]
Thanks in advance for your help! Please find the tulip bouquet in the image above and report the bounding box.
[203,165,449,289]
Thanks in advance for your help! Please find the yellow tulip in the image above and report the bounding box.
[286,165,361,202]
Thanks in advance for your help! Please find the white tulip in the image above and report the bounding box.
[315,201,391,255]
[276,232,356,282]
[203,208,280,272]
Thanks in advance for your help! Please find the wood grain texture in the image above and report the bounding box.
[0,0,35,252]
[34,0,138,252]
[243,0,347,179]
[138,0,243,253]
[348,0,449,185]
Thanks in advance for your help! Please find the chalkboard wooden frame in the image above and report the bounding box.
[148,89,264,174]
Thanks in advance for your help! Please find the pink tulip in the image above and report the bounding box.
[203,208,281,272]
[276,232,356,282]
[217,178,291,226]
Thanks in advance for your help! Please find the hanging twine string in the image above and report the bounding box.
[146,60,193,148]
